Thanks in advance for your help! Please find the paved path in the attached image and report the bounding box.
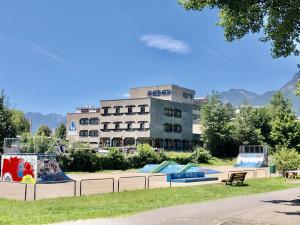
[53,188,300,225]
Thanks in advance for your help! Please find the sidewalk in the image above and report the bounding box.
[53,187,300,225]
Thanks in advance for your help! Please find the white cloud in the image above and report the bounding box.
[121,93,130,98]
[140,34,191,54]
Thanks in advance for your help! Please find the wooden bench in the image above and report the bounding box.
[221,172,247,186]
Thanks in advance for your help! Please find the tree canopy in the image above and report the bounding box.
[11,109,30,135]
[37,125,52,137]
[180,0,300,58]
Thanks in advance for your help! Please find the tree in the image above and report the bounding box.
[200,92,237,156]
[0,91,16,148]
[55,124,66,140]
[232,105,264,145]
[37,125,52,137]
[269,92,300,151]
[11,110,30,135]
[180,0,300,58]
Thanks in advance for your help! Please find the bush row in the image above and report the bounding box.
[57,144,212,172]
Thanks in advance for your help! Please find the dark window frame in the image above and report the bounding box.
[89,130,99,137]
[89,117,99,125]
[164,123,173,132]
[79,130,89,137]
[79,118,89,125]
[174,109,182,118]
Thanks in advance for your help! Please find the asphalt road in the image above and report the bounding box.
[53,187,300,225]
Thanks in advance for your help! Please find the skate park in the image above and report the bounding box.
[0,142,271,201]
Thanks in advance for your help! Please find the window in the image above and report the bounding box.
[89,118,99,125]
[114,122,121,131]
[147,91,152,96]
[115,106,122,115]
[102,123,109,131]
[183,92,188,98]
[127,106,133,114]
[164,123,172,132]
[162,90,171,96]
[140,105,146,114]
[79,118,89,125]
[79,130,88,137]
[173,124,182,133]
[126,122,133,131]
[102,107,110,116]
[139,122,146,131]
[89,130,99,137]
[174,109,181,118]
[164,107,173,117]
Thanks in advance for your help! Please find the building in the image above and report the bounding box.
[66,85,206,150]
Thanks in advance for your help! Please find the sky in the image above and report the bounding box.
[0,0,299,115]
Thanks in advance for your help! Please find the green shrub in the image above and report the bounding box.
[106,147,128,170]
[136,144,158,165]
[191,147,212,163]
[166,152,192,164]
[273,147,300,176]
[58,147,99,172]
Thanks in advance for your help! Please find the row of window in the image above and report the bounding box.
[163,123,182,133]
[147,89,171,97]
[79,118,99,125]
[102,121,148,131]
[79,130,99,137]
[164,108,182,118]
[102,105,147,116]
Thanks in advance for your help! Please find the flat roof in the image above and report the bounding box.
[129,84,195,92]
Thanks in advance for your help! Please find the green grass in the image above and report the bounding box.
[0,178,297,225]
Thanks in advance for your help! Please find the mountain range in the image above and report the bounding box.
[25,112,66,133]
[220,72,300,115]
[25,71,300,132]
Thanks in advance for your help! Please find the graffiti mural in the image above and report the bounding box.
[1,154,70,183]
[1,155,37,183]
[37,155,70,183]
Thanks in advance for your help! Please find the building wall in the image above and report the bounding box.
[129,84,195,104]
[66,112,100,147]
[99,98,151,143]
[150,98,193,141]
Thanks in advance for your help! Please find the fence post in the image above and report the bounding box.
[80,180,82,196]
[112,179,115,193]
[33,183,37,201]
[73,180,77,197]
[24,183,28,202]
[117,179,120,193]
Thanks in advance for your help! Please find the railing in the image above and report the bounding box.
[117,176,147,192]
[256,168,268,178]
[0,180,28,201]
[147,174,166,189]
[79,178,114,196]
[33,179,76,201]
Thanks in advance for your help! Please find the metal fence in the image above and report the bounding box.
[117,175,147,192]
[79,178,114,196]
[33,180,76,201]
[0,169,271,201]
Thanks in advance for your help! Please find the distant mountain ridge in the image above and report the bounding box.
[25,112,66,133]
[220,72,300,115]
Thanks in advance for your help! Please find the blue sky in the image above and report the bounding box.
[0,0,298,114]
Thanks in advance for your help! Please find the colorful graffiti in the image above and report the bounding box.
[1,154,70,183]
[1,155,37,183]
[37,155,70,183]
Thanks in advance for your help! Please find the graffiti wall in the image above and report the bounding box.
[1,155,37,183]
[37,155,70,183]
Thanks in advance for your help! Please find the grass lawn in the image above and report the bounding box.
[203,157,237,167]
[0,177,297,225]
